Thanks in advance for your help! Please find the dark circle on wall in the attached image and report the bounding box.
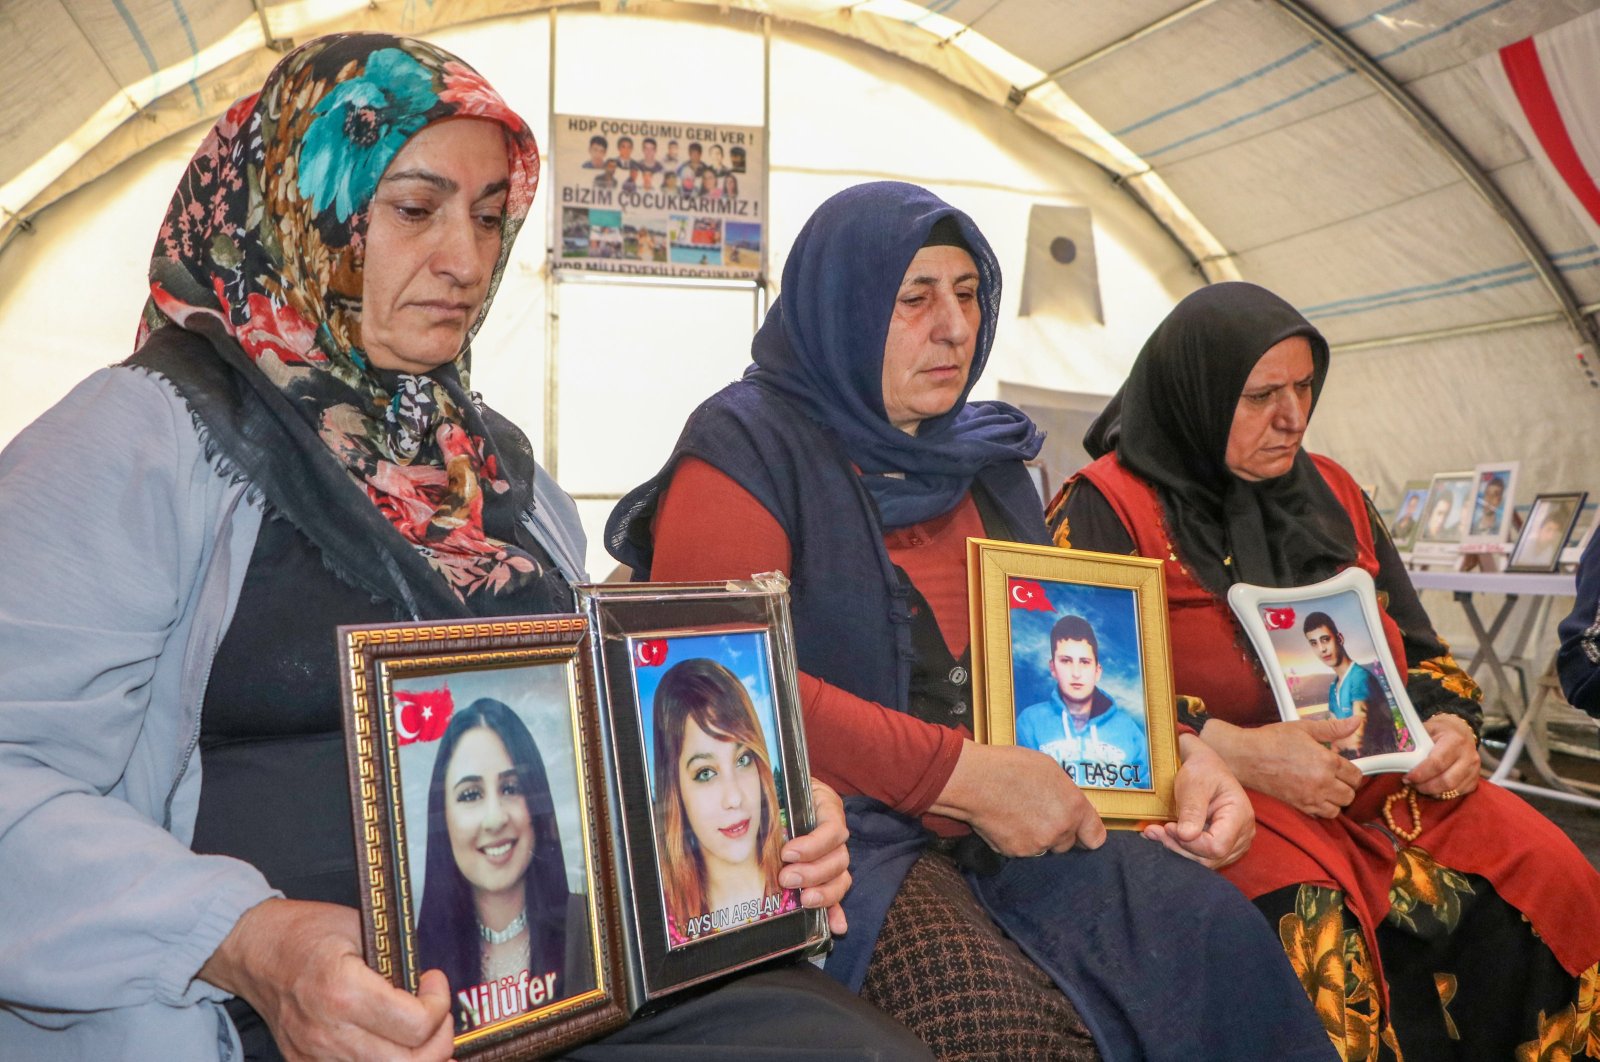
[1049,237,1077,264]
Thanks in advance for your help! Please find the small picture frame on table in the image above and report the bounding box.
[338,616,628,1060]
[1463,461,1519,546]
[1227,569,1432,775]
[1388,479,1432,554]
[1510,491,1588,573]
[967,539,1179,828]
[1412,471,1474,566]
[576,579,828,1011]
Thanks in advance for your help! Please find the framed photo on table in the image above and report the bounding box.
[1387,479,1432,553]
[1463,461,1519,546]
[576,580,828,1010]
[1510,491,1588,572]
[1227,569,1432,775]
[1412,471,1474,565]
[338,616,627,1060]
[967,539,1179,827]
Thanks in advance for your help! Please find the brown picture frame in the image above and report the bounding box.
[339,616,628,1060]
[967,539,1179,828]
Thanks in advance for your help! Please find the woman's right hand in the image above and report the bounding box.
[1201,717,1364,818]
[929,740,1107,856]
[199,898,455,1062]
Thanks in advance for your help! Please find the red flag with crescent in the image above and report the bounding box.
[395,688,454,746]
[634,639,668,668]
[1263,607,1296,631]
[1008,578,1055,613]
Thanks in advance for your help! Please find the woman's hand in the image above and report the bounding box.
[199,898,455,1062]
[1403,714,1481,799]
[1202,716,1365,818]
[928,741,1107,857]
[783,779,853,934]
[1141,733,1255,868]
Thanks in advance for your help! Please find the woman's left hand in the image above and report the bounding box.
[783,778,852,934]
[1403,714,1481,799]
[1141,733,1256,869]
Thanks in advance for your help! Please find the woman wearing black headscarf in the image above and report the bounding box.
[1053,281,1600,1059]
[0,34,924,1061]
[609,183,1333,1061]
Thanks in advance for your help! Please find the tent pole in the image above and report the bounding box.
[544,9,561,478]
[1268,0,1598,352]
[1015,0,1221,95]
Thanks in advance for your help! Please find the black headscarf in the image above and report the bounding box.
[1084,281,1356,593]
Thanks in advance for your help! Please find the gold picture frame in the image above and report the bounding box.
[967,539,1179,827]
[339,616,628,1060]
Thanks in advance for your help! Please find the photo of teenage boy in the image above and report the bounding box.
[637,137,664,190]
[615,135,637,189]
[730,145,746,172]
[1015,615,1150,789]
[678,142,705,182]
[594,158,619,190]
[582,134,607,170]
[1302,611,1397,758]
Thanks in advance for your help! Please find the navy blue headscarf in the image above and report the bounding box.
[745,181,1042,529]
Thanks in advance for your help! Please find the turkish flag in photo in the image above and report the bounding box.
[395,688,454,746]
[1263,607,1297,631]
[634,639,668,668]
[1008,578,1056,613]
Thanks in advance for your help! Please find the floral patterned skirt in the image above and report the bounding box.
[1258,847,1600,1061]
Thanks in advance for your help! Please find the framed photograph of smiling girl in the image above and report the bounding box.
[1227,568,1432,775]
[576,579,827,1011]
[338,615,628,1060]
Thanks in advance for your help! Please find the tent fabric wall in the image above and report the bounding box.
[6,0,1600,560]
[0,8,1196,577]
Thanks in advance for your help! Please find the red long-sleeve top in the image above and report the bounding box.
[651,456,976,821]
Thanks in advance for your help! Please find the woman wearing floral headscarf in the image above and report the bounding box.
[0,34,923,1062]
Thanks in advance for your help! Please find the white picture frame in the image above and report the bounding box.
[1226,569,1433,776]
[1463,461,1520,546]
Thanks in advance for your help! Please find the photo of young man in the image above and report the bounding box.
[1014,614,1150,790]
[636,137,664,190]
[1302,611,1397,758]
[581,134,607,170]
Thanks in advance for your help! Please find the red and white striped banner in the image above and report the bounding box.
[1480,11,1600,248]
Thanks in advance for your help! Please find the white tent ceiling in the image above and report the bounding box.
[4,0,1600,504]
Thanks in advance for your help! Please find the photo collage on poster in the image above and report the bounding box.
[555,114,764,279]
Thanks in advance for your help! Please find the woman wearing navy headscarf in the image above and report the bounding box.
[608,182,1331,1060]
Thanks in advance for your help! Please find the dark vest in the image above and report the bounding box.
[606,379,1051,716]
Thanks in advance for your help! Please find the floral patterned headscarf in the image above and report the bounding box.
[138,33,546,604]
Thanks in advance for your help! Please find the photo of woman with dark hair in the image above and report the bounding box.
[416,697,594,1033]
[650,658,799,947]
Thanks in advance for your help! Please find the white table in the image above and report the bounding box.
[1408,569,1598,809]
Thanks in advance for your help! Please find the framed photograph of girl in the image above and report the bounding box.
[967,539,1180,828]
[1227,568,1433,775]
[577,580,827,1009]
[339,616,627,1060]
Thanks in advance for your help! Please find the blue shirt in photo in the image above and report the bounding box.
[1328,662,1375,720]
[1015,687,1150,790]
